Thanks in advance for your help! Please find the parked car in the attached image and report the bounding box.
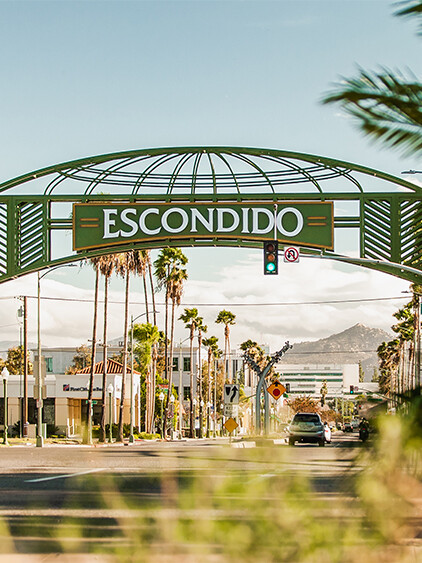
[288,412,326,446]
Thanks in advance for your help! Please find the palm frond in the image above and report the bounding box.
[322,68,422,156]
[395,0,422,35]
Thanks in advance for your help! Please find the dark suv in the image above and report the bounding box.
[288,412,325,446]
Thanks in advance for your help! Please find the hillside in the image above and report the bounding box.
[278,323,392,381]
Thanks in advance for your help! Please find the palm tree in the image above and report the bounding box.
[135,251,149,322]
[179,307,199,437]
[196,316,207,438]
[154,248,188,386]
[215,310,236,383]
[115,251,138,442]
[240,339,260,390]
[145,250,158,327]
[202,335,218,437]
[322,2,422,157]
[154,248,188,437]
[132,322,160,432]
[163,267,188,437]
[378,339,401,397]
[86,256,101,444]
[98,253,118,442]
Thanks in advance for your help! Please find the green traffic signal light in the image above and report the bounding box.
[263,240,278,275]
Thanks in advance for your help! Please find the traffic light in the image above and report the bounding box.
[285,383,290,393]
[350,385,354,394]
[263,240,278,275]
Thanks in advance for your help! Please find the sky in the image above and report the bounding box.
[0,0,421,354]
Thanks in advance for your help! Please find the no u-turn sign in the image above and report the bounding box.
[284,247,300,263]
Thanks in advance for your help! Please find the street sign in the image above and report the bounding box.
[224,404,239,418]
[224,384,239,405]
[224,417,238,433]
[266,381,286,400]
[284,247,300,263]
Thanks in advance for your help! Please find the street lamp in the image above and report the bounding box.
[2,367,9,445]
[129,310,159,444]
[107,383,114,443]
[159,391,165,439]
[37,264,76,447]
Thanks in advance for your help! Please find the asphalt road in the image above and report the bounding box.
[0,432,391,560]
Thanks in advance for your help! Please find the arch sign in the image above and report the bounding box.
[0,146,421,285]
[73,202,333,251]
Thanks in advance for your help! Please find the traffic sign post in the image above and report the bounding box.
[224,384,239,405]
[224,404,239,418]
[224,417,238,442]
[224,384,239,435]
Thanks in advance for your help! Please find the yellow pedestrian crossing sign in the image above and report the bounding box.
[224,417,238,433]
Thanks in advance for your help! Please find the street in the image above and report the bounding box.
[0,432,382,561]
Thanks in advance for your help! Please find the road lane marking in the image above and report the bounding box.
[25,468,106,483]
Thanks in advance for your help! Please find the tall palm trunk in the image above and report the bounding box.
[147,252,157,327]
[118,271,130,442]
[99,274,109,442]
[206,347,212,438]
[198,329,203,438]
[164,296,176,437]
[142,268,149,323]
[147,344,158,433]
[189,328,194,437]
[87,262,100,444]
[146,252,157,432]
[164,280,169,383]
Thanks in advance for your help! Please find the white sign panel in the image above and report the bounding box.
[224,404,239,418]
[224,384,239,405]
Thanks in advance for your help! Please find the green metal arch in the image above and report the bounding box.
[0,146,421,284]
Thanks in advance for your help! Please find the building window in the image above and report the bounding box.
[183,387,191,401]
[172,357,178,372]
[183,357,190,372]
[45,357,53,373]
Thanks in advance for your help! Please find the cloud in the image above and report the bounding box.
[0,252,409,354]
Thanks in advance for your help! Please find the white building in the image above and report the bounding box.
[276,364,360,400]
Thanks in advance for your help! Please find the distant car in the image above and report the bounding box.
[351,419,360,430]
[324,423,332,443]
[343,422,353,432]
[288,412,326,447]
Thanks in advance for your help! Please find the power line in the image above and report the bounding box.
[3,294,411,306]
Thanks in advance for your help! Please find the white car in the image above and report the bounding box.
[288,412,326,446]
[324,424,331,443]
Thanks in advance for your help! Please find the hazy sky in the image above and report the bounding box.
[0,0,420,352]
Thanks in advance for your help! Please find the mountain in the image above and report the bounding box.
[278,324,392,381]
